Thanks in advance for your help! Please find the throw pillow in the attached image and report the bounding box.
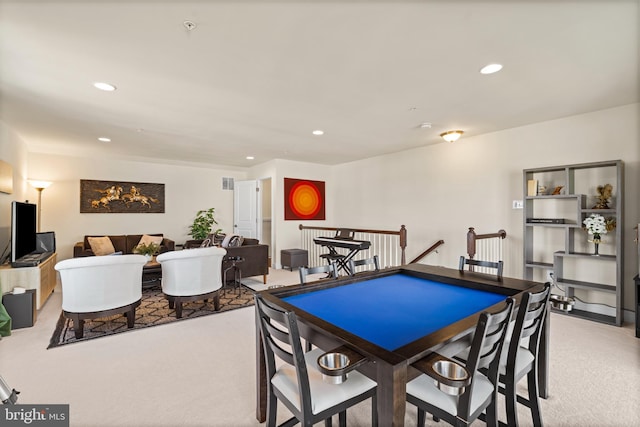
[221,233,235,248]
[88,236,116,256]
[137,234,163,248]
[228,235,244,247]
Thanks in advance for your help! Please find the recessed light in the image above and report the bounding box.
[93,82,116,91]
[480,64,503,75]
[98,137,111,142]
[312,130,324,136]
[246,156,255,160]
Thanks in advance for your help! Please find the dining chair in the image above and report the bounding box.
[348,255,380,276]
[299,263,337,284]
[156,246,226,318]
[254,294,377,427]
[498,282,551,427]
[406,298,514,427]
[459,256,504,279]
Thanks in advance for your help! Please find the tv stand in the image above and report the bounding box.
[0,253,57,310]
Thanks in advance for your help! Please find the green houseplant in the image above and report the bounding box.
[133,242,160,261]
[188,208,219,240]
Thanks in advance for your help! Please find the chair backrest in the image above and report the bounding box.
[459,256,504,279]
[335,228,355,240]
[506,283,551,370]
[459,298,514,419]
[254,294,312,411]
[55,254,147,313]
[299,263,337,284]
[348,255,380,276]
[156,247,226,295]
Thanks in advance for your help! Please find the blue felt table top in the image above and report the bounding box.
[283,274,505,351]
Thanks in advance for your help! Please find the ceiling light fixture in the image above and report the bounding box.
[440,130,464,143]
[246,156,255,160]
[93,82,116,91]
[98,137,111,142]
[183,20,197,31]
[480,63,503,75]
[420,123,432,129]
[312,130,324,136]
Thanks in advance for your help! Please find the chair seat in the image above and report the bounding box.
[271,347,376,415]
[406,371,493,417]
[499,345,535,378]
[320,253,346,260]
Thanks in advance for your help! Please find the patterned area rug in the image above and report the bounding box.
[48,284,255,349]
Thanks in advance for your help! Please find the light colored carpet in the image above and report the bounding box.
[0,267,638,426]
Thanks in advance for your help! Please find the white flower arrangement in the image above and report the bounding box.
[583,213,607,237]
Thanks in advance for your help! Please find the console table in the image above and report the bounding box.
[0,253,57,309]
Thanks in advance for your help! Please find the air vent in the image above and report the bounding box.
[222,177,234,190]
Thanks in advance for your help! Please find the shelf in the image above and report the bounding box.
[554,251,616,261]
[525,261,553,269]
[556,278,616,293]
[550,308,618,326]
[526,194,582,200]
[525,223,579,228]
[581,209,617,215]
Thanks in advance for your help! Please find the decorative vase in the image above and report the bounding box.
[592,233,601,256]
[145,254,153,262]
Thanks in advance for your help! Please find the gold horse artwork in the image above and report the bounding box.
[81,179,165,213]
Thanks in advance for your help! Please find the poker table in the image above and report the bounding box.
[255,263,545,426]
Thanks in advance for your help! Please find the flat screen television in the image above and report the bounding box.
[11,201,37,264]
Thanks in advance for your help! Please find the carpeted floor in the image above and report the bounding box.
[48,284,255,349]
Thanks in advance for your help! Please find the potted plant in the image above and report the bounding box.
[187,208,220,247]
[134,242,160,261]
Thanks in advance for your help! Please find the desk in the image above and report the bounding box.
[255,264,544,426]
[313,236,370,275]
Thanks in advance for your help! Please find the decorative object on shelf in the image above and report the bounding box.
[188,208,219,240]
[592,183,613,209]
[552,186,564,195]
[527,179,538,196]
[582,213,616,256]
[80,179,165,213]
[537,185,547,195]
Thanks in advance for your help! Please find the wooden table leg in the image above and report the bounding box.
[377,360,408,426]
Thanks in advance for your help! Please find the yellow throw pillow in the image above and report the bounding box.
[137,234,163,249]
[88,236,116,256]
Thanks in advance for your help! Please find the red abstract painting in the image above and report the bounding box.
[284,178,325,220]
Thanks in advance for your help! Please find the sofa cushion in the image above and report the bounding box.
[87,236,116,256]
[136,234,163,250]
[221,234,237,248]
[227,235,244,247]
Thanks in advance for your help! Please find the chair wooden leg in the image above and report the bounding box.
[263,274,267,284]
[528,369,544,427]
[485,392,499,427]
[74,318,85,339]
[324,416,332,426]
[372,395,378,427]
[505,377,519,427]
[417,408,426,427]
[175,301,183,318]
[213,292,220,311]
[168,298,175,309]
[266,388,277,427]
[126,308,136,328]
[338,410,346,426]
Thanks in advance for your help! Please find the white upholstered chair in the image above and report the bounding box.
[156,246,226,318]
[55,254,147,339]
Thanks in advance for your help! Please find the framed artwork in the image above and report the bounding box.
[0,160,13,194]
[284,178,325,220]
[80,179,165,213]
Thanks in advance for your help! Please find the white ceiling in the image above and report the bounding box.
[0,1,638,168]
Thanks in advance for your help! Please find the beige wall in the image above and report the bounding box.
[333,103,639,310]
[26,153,248,260]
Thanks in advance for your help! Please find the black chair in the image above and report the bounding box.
[254,294,377,427]
[499,282,551,427]
[299,263,337,284]
[406,298,515,427]
[459,256,504,279]
[348,255,380,276]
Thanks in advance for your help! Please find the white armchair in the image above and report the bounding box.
[156,246,226,318]
[55,254,147,339]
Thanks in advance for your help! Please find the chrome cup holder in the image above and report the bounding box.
[432,360,469,395]
[318,352,350,384]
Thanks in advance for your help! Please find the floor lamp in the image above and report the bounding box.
[28,180,52,232]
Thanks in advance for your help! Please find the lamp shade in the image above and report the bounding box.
[28,180,52,190]
[440,130,464,143]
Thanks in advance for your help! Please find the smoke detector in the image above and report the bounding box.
[183,20,197,31]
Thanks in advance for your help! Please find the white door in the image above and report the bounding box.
[234,180,258,238]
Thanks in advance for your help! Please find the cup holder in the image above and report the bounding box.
[432,360,469,396]
[550,294,575,312]
[317,352,350,384]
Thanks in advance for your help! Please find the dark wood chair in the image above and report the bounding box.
[299,263,337,284]
[254,294,377,427]
[348,255,380,276]
[406,298,515,427]
[459,256,504,279]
